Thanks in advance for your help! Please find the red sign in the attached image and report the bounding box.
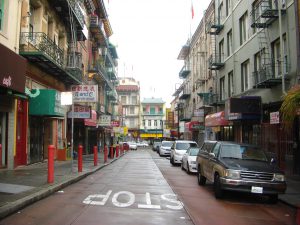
[111,121,120,127]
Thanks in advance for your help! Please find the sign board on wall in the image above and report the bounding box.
[67,105,91,118]
[270,111,280,124]
[71,85,98,102]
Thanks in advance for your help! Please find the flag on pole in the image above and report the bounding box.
[191,1,194,19]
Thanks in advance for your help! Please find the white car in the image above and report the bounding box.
[181,147,199,173]
[137,141,149,147]
[159,141,174,156]
[170,140,198,165]
[128,142,137,150]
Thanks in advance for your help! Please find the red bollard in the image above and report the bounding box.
[110,146,114,159]
[0,144,2,167]
[78,145,83,172]
[48,145,55,183]
[93,146,98,166]
[116,145,119,158]
[104,145,108,163]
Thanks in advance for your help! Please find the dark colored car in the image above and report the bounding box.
[196,141,286,203]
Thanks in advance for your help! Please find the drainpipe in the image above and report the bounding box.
[294,0,300,84]
[279,0,287,95]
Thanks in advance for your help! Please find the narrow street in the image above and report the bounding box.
[0,148,297,225]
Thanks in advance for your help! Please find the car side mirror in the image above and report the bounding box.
[209,152,215,158]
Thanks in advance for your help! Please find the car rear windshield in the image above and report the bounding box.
[162,141,173,147]
[176,142,197,150]
[190,148,199,156]
[220,144,268,161]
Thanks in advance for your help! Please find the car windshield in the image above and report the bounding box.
[176,142,197,150]
[189,148,199,156]
[162,141,173,147]
[220,144,268,161]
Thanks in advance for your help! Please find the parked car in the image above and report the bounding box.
[128,142,137,150]
[153,141,161,152]
[170,140,198,165]
[137,141,149,147]
[181,147,199,173]
[158,141,174,156]
[196,141,287,203]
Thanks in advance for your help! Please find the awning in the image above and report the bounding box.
[29,89,64,117]
[185,121,204,131]
[0,43,26,93]
[205,111,229,127]
[84,110,97,127]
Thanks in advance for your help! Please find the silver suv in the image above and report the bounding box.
[170,140,198,165]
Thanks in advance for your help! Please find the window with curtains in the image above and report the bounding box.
[227,29,232,57]
[228,71,234,97]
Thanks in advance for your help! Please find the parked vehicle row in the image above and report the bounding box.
[153,139,287,203]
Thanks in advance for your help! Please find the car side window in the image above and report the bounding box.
[211,143,221,157]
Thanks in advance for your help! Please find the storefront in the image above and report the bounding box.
[29,89,65,163]
[85,110,97,154]
[0,43,27,169]
[184,121,203,143]
[205,111,232,141]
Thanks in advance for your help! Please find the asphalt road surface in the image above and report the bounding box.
[0,148,297,225]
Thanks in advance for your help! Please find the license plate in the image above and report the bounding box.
[251,186,263,194]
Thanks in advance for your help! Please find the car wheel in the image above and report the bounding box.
[268,194,278,204]
[197,167,206,186]
[214,174,223,199]
[186,162,190,174]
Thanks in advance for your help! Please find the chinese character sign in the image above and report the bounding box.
[71,85,98,102]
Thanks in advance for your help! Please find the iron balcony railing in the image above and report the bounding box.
[89,61,114,90]
[66,51,82,70]
[68,0,85,29]
[179,65,191,79]
[20,32,64,67]
[208,54,225,70]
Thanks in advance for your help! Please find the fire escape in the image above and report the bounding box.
[204,11,224,107]
[250,0,287,88]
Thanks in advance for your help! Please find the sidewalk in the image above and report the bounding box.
[0,149,300,220]
[0,149,126,219]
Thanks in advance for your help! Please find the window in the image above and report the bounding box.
[220,76,225,100]
[239,12,248,45]
[252,0,260,34]
[226,0,231,17]
[148,120,151,126]
[129,106,135,114]
[121,96,126,104]
[241,60,250,92]
[131,96,137,104]
[254,51,262,72]
[150,107,155,114]
[272,35,288,77]
[219,39,224,62]
[154,120,157,126]
[227,30,232,56]
[218,2,223,23]
[129,118,135,127]
[228,71,234,97]
[0,0,4,31]
[143,120,145,126]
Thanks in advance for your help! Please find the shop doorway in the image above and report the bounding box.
[29,116,43,163]
[15,100,27,167]
[0,112,7,167]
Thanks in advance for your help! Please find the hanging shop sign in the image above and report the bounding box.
[71,85,98,102]
[84,110,97,127]
[111,121,120,127]
[98,114,111,126]
[67,105,91,118]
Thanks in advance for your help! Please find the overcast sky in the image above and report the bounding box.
[105,0,211,106]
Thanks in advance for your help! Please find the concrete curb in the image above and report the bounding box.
[0,154,122,220]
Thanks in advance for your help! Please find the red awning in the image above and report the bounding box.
[205,111,229,127]
[84,110,97,127]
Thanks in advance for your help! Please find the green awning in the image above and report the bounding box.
[29,89,64,117]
